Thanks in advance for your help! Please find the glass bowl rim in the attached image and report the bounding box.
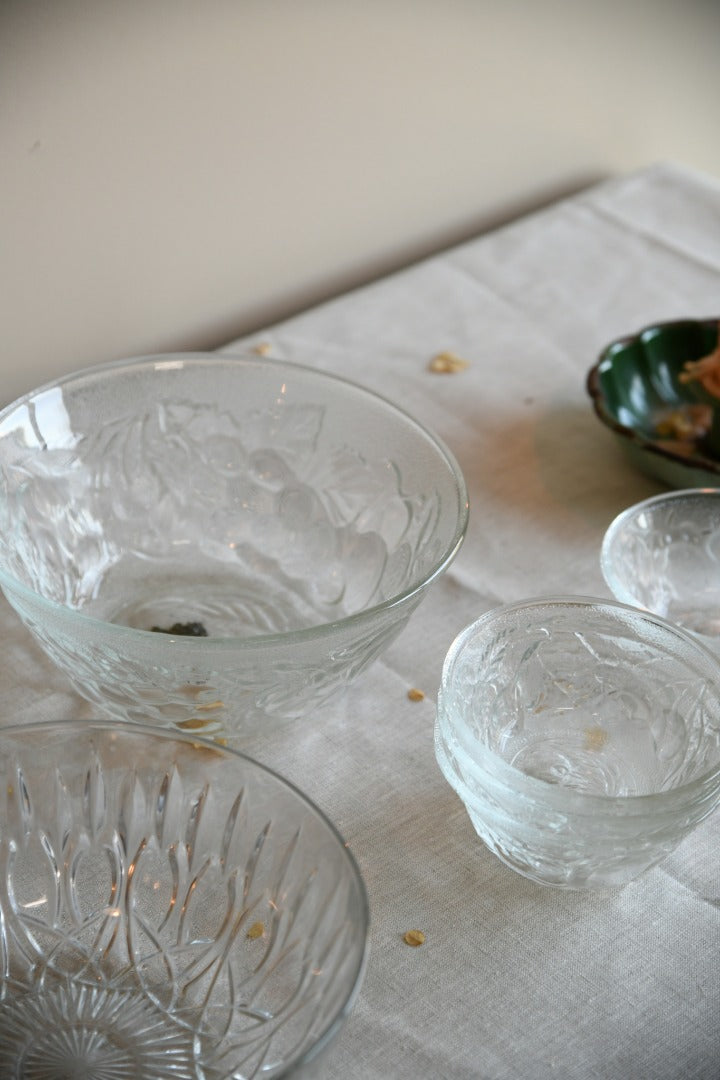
[600,486,720,608]
[437,594,720,813]
[0,352,469,648]
[0,716,371,1072]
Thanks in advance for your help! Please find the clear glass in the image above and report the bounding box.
[601,487,720,646]
[0,721,369,1078]
[0,354,467,735]
[435,596,720,889]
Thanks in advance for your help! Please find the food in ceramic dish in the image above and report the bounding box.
[587,317,720,487]
[678,329,720,398]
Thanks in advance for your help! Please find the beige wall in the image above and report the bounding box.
[3,0,720,405]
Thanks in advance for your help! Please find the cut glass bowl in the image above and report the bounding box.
[0,354,468,735]
[435,596,720,889]
[587,317,720,487]
[0,721,369,1078]
[601,487,720,649]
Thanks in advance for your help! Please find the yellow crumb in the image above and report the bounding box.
[403,929,426,947]
[407,688,425,702]
[584,727,609,751]
[179,683,211,699]
[176,717,215,730]
[428,351,470,374]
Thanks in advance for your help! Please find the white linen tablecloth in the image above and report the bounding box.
[3,161,720,1078]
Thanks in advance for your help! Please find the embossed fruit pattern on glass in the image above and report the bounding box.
[0,355,467,733]
[601,488,720,645]
[435,597,720,889]
[0,722,369,1078]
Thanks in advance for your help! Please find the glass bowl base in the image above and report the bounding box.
[0,981,197,1079]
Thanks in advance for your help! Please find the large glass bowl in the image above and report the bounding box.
[435,597,720,890]
[601,488,720,649]
[0,354,468,734]
[0,721,369,1078]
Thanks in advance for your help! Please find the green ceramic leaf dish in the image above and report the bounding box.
[587,317,720,488]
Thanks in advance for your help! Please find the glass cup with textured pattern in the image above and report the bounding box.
[601,488,720,649]
[435,597,720,889]
[0,354,467,737]
[0,721,369,1078]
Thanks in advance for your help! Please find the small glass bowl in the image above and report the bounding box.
[601,488,720,649]
[0,721,369,1077]
[435,597,720,889]
[0,353,468,735]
